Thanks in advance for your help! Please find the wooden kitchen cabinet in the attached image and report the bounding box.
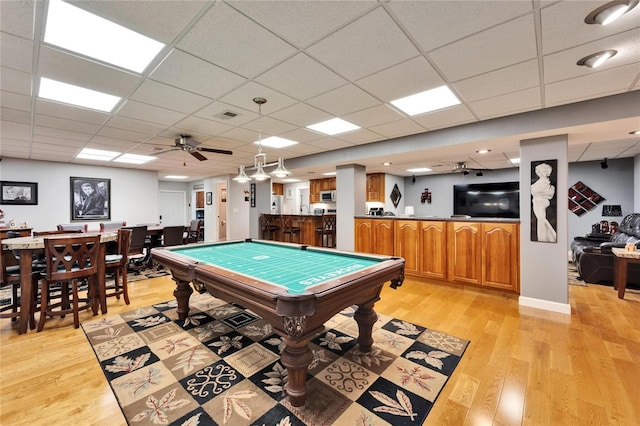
[482,223,519,292]
[366,173,384,202]
[419,221,447,280]
[395,220,419,274]
[447,221,482,285]
[272,183,283,195]
[195,191,204,208]
[354,218,394,255]
[309,179,321,203]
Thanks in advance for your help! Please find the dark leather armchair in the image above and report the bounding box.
[572,213,640,287]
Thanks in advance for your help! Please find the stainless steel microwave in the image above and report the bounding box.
[320,190,336,202]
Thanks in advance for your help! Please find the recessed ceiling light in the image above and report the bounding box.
[322,172,336,176]
[113,153,157,164]
[630,130,640,135]
[510,158,521,164]
[255,136,298,148]
[382,162,392,166]
[306,118,360,135]
[577,50,617,68]
[281,178,300,183]
[407,167,432,173]
[44,0,165,73]
[164,175,188,180]
[585,1,638,25]
[76,148,121,161]
[391,86,461,116]
[39,77,121,112]
[476,149,491,154]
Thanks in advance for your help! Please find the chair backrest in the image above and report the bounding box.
[43,235,100,281]
[281,215,297,232]
[261,214,275,230]
[100,221,126,232]
[189,219,202,233]
[322,214,336,231]
[109,229,131,266]
[57,224,87,232]
[124,226,147,254]
[162,225,186,247]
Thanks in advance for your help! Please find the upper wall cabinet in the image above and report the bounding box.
[366,173,385,202]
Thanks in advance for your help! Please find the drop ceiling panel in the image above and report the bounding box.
[33,115,101,134]
[469,87,542,120]
[0,91,31,111]
[176,2,297,79]
[37,46,141,97]
[0,0,34,40]
[116,100,187,126]
[129,80,212,114]
[344,104,406,128]
[412,105,478,130]
[149,49,247,100]
[270,102,333,128]
[105,116,168,135]
[1,107,30,125]
[95,127,151,143]
[172,116,234,137]
[229,0,377,49]
[86,138,141,149]
[306,7,419,81]
[387,0,533,52]
[194,102,255,126]
[306,85,381,116]
[355,57,445,101]
[0,67,32,96]
[218,81,297,114]
[369,119,426,139]
[35,99,110,125]
[540,0,640,55]
[454,59,540,102]
[32,134,89,146]
[429,15,537,82]
[256,53,347,101]
[335,128,381,145]
[0,33,33,73]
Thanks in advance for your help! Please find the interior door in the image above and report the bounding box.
[216,183,227,241]
[158,190,186,226]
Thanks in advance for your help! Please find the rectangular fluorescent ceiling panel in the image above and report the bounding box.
[113,154,157,164]
[164,175,188,179]
[391,86,461,116]
[256,136,298,148]
[39,77,121,112]
[407,167,432,173]
[76,148,121,161]
[307,118,360,135]
[44,0,165,73]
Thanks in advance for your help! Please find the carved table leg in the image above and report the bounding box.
[354,301,378,353]
[280,337,314,407]
[173,278,193,320]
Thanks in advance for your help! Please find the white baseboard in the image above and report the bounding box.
[519,296,571,315]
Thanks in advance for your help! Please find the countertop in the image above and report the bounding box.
[354,215,520,223]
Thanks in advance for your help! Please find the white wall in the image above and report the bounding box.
[1,158,158,231]
[635,154,640,213]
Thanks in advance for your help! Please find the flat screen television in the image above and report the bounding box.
[453,182,519,218]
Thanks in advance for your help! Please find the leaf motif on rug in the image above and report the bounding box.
[222,390,256,422]
[117,367,164,398]
[171,348,211,375]
[405,349,450,370]
[106,353,151,374]
[130,388,190,424]
[369,389,417,420]
[319,331,354,350]
[208,335,243,355]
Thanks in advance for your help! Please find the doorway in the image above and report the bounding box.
[217,182,227,241]
[158,190,186,226]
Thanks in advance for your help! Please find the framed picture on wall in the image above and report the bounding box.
[0,181,38,205]
[530,160,557,243]
[206,192,213,205]
[70,177,110,221]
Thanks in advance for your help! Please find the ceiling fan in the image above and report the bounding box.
[451,162,492,175]
[153,135,233,162]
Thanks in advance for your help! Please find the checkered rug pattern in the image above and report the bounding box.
[82,293,469,425]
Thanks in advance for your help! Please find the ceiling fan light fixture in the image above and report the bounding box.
[577,50,617,68]
[270,157,292,178]
[585,1,638,25]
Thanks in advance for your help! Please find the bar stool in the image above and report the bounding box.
[104,229,131,306]
[316,214,337,248]
[37,235,100,331]
[281,215,300,243]
[260,214,279,240]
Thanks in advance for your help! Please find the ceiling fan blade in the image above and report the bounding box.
[190,151,207,161]
[151,147,180,156]
[198,147,233,155]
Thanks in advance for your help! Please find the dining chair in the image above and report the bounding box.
[37,235,100,331]
[56,224,87,232]
[162,225,187,247]
[99,221,127,232]
[260,214,279,240]
[0,243,38,330]
[124,225,149,273]
[184,220,202,244]
[315,214,337,248]
[104,229,131,306]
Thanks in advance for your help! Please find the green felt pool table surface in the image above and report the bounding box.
[169,240,384,294]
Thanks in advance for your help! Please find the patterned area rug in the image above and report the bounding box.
[82,293,469,425]
[568,263,588,286]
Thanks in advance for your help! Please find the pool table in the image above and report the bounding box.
[151,239,404,406]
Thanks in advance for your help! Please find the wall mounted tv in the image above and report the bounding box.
[453,182,520,218]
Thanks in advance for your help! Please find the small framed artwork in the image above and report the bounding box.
[206,192,213,205]
[70,177,110,221]
[530,160,557,243]
[286,187,294,200]
[0,181,38,205]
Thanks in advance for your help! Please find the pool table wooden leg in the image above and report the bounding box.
[354,301,378,352]
[280,337,314,407]
[173,278,193,320]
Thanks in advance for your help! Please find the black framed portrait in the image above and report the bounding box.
[70,177,110,221]
[0,181,38,205]
[530,160,557,243]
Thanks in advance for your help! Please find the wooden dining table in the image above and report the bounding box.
[1,231,118,334]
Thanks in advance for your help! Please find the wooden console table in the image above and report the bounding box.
[612,247,640,299]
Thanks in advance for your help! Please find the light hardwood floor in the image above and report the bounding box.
[1,274,639,425]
